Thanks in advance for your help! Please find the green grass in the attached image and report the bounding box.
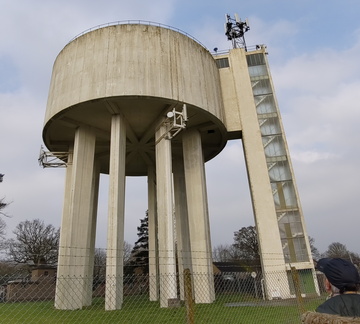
[0,295,325,324]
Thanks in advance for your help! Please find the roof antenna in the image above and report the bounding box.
[224,13,250,51]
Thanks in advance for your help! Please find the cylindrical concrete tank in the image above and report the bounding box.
[43,23,227,175]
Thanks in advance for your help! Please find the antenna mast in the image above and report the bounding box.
[225,13,250,50]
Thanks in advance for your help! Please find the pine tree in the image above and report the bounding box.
[130,211,149,273]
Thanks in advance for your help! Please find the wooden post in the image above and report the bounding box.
[291,266,305,314]
[184,268,195,324]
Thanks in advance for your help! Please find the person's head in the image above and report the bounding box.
[316,258,360,294]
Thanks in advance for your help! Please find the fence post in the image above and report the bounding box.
[184,268,195,324]
[290,266,305,314]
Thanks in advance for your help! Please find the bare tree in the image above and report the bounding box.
[212,244,238,262]
[93,248,107,281]
[321,242,360,269]
[325,242,349,259]
[123,241,133,264]
[0,218,6,240]
[7,219,59,265]
[0,174,9,238]
[93,241,133,280]
[0,197,8,217]
[309,236,321,260]
[0,198,10,236]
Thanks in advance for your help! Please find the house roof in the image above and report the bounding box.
[213,262,247,273]
[31,264,57,270]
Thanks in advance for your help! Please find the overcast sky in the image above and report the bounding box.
[1,0,360,255]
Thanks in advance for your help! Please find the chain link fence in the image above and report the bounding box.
[0,255,329,323]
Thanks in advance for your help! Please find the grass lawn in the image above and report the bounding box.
[0,294,324,324]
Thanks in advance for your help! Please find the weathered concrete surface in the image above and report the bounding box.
[44,23,315,310]
[44,24,227,176]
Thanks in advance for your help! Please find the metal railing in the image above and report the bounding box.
[67,20,208,50]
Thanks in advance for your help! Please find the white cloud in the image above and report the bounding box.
[292,151,339,164]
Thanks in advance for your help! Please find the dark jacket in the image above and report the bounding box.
[316,294,360,317]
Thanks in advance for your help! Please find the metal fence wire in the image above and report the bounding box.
[0,256,331,323]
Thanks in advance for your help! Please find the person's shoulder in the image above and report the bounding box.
[316,294,360,317]
[315,295,351,313]
[324,293,360,301]
[316,297,339,314]
[340,293,360,301]
[325,293,360,305]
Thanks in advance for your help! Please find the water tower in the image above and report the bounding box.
[42,19,316,310]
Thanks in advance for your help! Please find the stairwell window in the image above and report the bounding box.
[216,58,229,68]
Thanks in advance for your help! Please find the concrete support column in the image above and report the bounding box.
[243,134,291,298]
[84,160,100,306]
[155,124,177,308]
[148,166,159,301]
[55,126,96,310]
[229,48,290,298]
[173,158,192,301]
[241,115,290,299]
[55,145,73,309]
[105,114,126,310]
[182,129,214,304]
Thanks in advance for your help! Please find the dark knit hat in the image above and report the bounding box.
[316,258,360,290]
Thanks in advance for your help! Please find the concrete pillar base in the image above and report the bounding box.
[105,114,126,311]
[55,126,96,310]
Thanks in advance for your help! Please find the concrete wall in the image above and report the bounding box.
[6,277,56,302]
[45,24,224,127]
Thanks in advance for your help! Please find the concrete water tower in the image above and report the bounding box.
[42,19,316,310]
